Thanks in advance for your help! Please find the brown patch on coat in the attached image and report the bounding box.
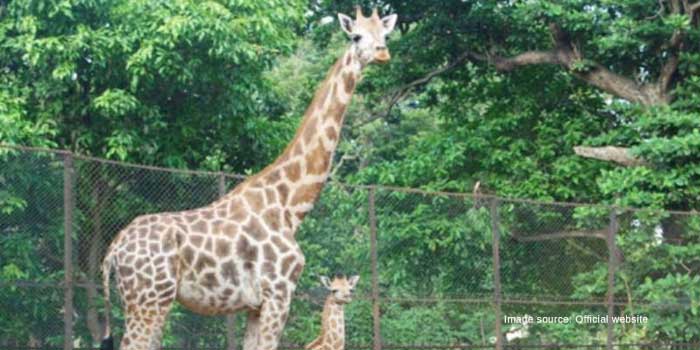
[200,209,214,220]
[284,210,293,228]
[118,266,134,277]
[149,242,160,253]
[280,255,295,276]
[215,238,231,257]
[191,220,208,234]
[244,190,265,212]
[331,100,348,124]
[271,236,290,253]
[244,217,268,241]
[194,254,216,271]
[325,126,338,141]
[155,280,174,292]
[228,199,247,221]
[162,231,176,251]
[290,262,304,281]
[211,220,224,233]
[293,143,304,156]
[221,223,238,236]
[221,261,239,285]
[265,170,281,184]
[290,182,324,206]
[277,183,289,205]
[262,262,277,280]
[236,236,258,261]
[262,243,277,261]
[343,72,356,94]
[190,234,204,248]
[202,272,219,289]
[304,142,329,175]
[262,208,281,231]
[284,162,301,182]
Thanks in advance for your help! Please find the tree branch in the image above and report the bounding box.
[490,51,560,71]
[659,52,680,94]
[355,51,474,128]
[657,0,689,99]
[465,23,665,106]
[683,0,700,23]
[692,1,700,13]
[573,146,647,167]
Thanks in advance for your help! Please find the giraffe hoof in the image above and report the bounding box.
[100,335,114,350]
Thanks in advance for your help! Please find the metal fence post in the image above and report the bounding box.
[369,187,381,350]
[606,208,619,350]
[63,153,75,350]
[490,199,503,350]
[219,173,237,350]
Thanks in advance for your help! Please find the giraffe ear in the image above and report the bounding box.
[337,13,355,35]
[320,276,332,289]
[348,275,360,288]
[381,14,397,34]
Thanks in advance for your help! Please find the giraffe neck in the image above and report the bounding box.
[276,48,361,184]
[234,47,362,230]
[321,298,345,346]
[280,46,362,165]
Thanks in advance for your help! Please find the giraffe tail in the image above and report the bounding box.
[100,250,114,350]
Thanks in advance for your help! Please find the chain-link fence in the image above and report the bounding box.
[1,145,698,350]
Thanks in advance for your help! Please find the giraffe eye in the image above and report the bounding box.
[331,289,339,293]
[352,35,362,43]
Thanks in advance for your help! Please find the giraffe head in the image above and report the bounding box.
[337,7,398,65]
[320,274,360,304]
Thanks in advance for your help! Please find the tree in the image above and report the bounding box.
[308,0,700,209]
[1,0,304,170]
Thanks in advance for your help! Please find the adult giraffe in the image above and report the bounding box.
[100,7,397,350]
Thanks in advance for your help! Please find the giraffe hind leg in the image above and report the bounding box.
[113,215,181,350]
[120,298,174,350]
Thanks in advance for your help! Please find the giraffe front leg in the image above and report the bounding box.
[257,293,291,350]
[243,310,261,350]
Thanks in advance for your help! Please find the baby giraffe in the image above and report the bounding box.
[305,274,360,350]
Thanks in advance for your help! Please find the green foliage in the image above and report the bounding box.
[3,0,700,347]
[1,0,304,170]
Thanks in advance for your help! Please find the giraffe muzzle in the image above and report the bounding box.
[374,50,391,63]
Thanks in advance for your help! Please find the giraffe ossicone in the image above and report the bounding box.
[100,7,397,350]
[305,274,360,350]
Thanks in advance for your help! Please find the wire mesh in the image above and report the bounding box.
[0,148,67,348]
[1,145,699,349]
[498,200,610,301]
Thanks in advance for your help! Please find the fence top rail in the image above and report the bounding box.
[3,143,700,216]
